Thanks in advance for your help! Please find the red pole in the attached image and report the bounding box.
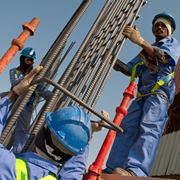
[84,82,137,180]
[0,17,40,74]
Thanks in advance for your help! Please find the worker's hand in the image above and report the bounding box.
[92,110,110,133]
[123,25,144,46]
[13,65,43,95]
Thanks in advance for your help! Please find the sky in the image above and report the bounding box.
[0,0,180,168]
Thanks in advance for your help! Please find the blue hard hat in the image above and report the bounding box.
[152,12,176,31]
[45,105,92,155]
[20,47,36,59]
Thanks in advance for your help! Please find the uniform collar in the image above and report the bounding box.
[153,36,171,46]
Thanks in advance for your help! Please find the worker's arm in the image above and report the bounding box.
[123,25,170,65]
[0,65,43,135]
[113,59,132,76]
[6,91,19,101]
[0,96,14,135]
[36,83,53,101]
[0,84,24,136]
[0,96,17,179]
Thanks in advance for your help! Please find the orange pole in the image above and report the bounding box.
[0,17,40,74]
[84,82,137,180]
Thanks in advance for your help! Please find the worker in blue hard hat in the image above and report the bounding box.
[0,47,36,97]
[10,47,36,88]
[104,12,180,177]
[7,47,53,154]
[0,70,106,180]
[0,47,37,98]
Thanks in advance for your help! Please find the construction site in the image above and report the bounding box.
[0,0,179,180]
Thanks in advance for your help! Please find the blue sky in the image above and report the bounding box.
[0,0,180,167]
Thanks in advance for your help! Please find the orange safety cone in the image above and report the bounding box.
[84,81,137,180]
[0,17,40,74]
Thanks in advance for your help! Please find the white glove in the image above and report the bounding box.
[13,65,43,95]
[123,25,144,46]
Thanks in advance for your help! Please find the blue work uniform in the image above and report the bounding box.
[0,96,89,180]
[9,67,53,153]
[106,37,180,176]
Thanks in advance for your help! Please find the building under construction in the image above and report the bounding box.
[0,0,179,180]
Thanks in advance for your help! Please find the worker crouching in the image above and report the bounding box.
[0,66,103,180]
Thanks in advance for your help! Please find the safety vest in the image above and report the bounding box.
[16,158,57,180]
[15,69,21,78]
[130,61,174,97]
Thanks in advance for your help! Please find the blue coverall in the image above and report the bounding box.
[0,96,89,180]
[106,37,180,176]
[9,67,52,153]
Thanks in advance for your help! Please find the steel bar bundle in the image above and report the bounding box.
[0,0,92,146]
[1,0,146,153]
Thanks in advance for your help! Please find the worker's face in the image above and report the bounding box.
[24,57,34,65]
[153,21,169,40]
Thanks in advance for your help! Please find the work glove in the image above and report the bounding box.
[122,25,144,46]
[92,110,109,133]
[13,65,43,95]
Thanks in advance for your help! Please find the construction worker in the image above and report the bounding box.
[8,47,52,154]
[164,57,180,133]
[0,67,106,180]
[0,47,36,99]
[9,47,36,85]
[104,12,180,177]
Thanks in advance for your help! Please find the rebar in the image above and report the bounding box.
[2,0,147,153]
[0,0,92,145]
